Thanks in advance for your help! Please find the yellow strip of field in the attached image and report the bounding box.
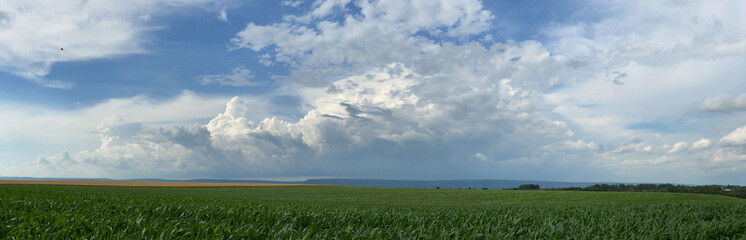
[0,180,318,187]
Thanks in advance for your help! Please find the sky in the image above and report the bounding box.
[1,0,746,184]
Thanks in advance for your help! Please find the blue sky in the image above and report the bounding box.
[2,0,746,184]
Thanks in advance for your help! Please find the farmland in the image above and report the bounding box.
[0,180,313,187]
[2,184,746,239]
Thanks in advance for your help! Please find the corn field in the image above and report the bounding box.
[1,185,745,239]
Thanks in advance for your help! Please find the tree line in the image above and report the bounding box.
[551,183,746,199]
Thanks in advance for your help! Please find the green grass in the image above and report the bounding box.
[2,185,746,239]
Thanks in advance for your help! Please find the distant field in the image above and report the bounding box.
[0,180,313,187]
[2,185,745,239]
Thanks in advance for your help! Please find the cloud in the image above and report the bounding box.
[611,139,653,154]
[281,0,303,8]
[258,54,274,66]
[666,142,688,154]
[697,93,746,113]
[217,9,228,22]
[692,138,712,149]
[9,0,581,180]
[231,0,494,86]
[0,90,301,178]
[7,1,746,184]
[0,0,221,87]
[595,125,746,183]
[565,139,597,151]
[606,71,627,85]
[472,152,488,161]
[0,91,232,147]
[11,63,589,179]
[198,66,261,87]
[21,126,218,178]
[543,0,746,145]
[302,0,351,22]
[545,1,746,63]
[719,125,746,146]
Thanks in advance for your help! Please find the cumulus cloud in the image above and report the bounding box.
[6,0,586,179]
[198,66,261,87]
[692,138,712,149]
[0,90,295,178]
[0,0,221,87]
[231,0,494,86]
[596,125,746,183]
[565,139,597,151]
[611,138,652,154]
[8,0,746,184]
[719,126,746,146]
[21,126,218,178]
[697,93,746,113]
[666,142,688,154]
[12,62,588,179]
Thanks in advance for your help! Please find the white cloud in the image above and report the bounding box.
[697,93,746,113]
[692,138,712,149]
[545,1,746,62]
[355,0,493,37]
[303,0,351,21]
[0,90,292,178]
[595,127,746,183]
[217,9,228,22]
[0,91,232,147]
[258,53,274,66]
[0,0,221,87]
[667,142,688,154]
[7,1,746,184]
[10,63,587,179]
[198,66,261,87]
[231,0,494,86]
[543,1,746,145]
[282,0,303,8]
[611,139,652,154]
[473,152,487,162]
[565,139,597,151]
[719,125,746,146]
[10,1,586,180]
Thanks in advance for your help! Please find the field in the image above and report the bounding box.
[2,184,746,239]
[0,180,313,187]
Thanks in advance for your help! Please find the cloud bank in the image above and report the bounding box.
[14,63,588,179]
[3,0,746,184]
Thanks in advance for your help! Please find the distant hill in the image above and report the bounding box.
[0,177,609,189]
[303,179,608,189]
[0,177,112,181]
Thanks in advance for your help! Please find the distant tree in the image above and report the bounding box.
[518,184,540,190]
[551,183,746,199]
